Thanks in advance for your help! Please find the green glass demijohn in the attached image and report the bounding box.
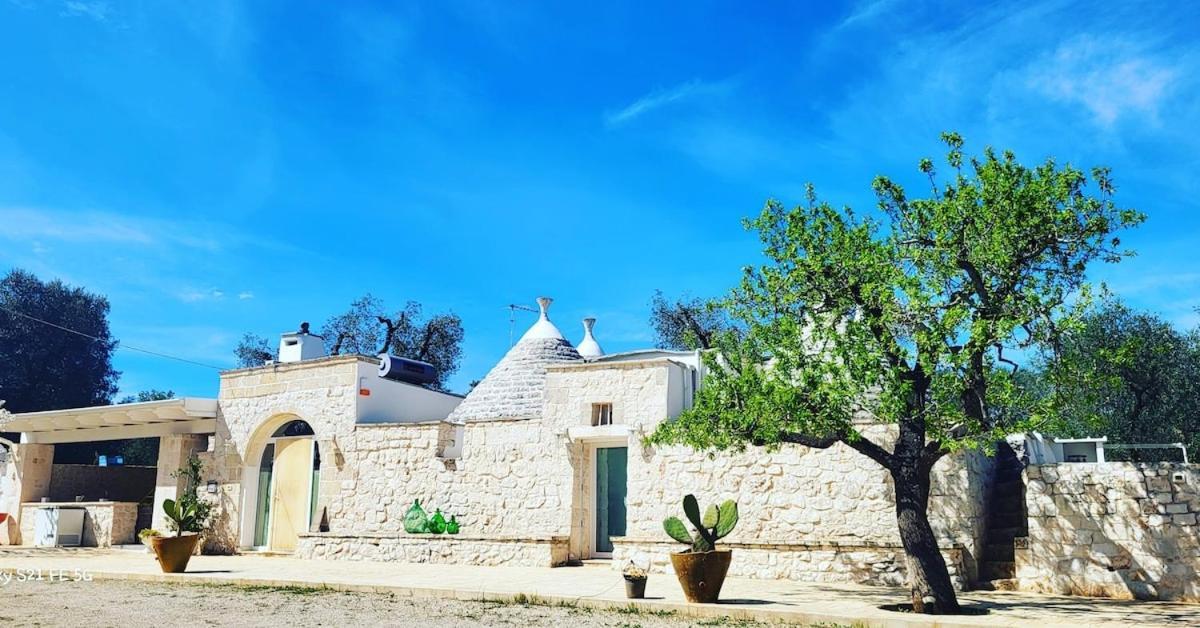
[446,515,460,535]
[403,499,429,533]
[429,509,447,534]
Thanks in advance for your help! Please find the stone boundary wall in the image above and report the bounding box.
[1017,462,1199,601]
[295,532,569,567]
[612,538,968,590]
[48,464,156,503]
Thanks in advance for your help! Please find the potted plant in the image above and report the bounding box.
[663,494,738,603]
[138,528,162,553]
[150,455,212,573]
[622,561,649,599]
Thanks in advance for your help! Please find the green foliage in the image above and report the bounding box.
[646,134,1142,611]
[662,494,738,552]
[649,133,1144,456]
[164,454,212,536]
[0,268,119,413]
[234,333,276,368]
[649,290,731,350]
[1045,301,1199,461]
[118,389,176,404]
[236,294,465,391]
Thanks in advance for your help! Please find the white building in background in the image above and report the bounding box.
[2,296,1197,602]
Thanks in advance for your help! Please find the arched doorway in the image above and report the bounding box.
[251,419,320,552]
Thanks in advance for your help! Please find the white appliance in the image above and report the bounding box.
[33,507,86,547]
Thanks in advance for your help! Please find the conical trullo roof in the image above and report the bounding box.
[448,297,581,422]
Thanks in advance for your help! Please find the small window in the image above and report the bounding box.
[591,403,613,426]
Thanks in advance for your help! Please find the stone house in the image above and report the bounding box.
[2,296,1196,601]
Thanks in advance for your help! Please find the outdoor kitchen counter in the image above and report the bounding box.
[18,501,138,547]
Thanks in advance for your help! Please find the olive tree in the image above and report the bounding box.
[649,134,1144,613]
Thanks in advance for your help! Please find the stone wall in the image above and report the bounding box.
[545,359,993,582]
[1017,462,1200,601]
[296,532,569,567]
[211,356,575,555]
[48,464,156,503]
[611,538,968,589]
[208,354,992,584]
[18,501,137,547]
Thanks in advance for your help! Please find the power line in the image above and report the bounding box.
[0,304,226,371]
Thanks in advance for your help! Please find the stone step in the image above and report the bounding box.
[984,543,1015,561]
[979,561,1016,580]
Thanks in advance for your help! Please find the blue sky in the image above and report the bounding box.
[1,1,1198,398]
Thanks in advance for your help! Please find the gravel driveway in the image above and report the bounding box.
[0,578,818,627]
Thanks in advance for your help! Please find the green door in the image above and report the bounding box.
[595,446,628,554]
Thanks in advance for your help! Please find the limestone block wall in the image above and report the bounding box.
[296,532,569,567]
[204,357,366,553]
[326,419,575,540]
[544,359,993,582]
[1017,462,1200,601]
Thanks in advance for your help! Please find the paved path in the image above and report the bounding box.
[0,548,1196,627]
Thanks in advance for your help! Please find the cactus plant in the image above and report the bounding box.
[662,494,738,553]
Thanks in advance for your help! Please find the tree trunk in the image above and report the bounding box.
[892,456,961,614]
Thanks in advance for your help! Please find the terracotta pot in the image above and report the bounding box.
[151,534,200,573]
[624,577,647,599]
[669,550,732,603]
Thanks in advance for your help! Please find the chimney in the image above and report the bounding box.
[279,321,326,363]
[577,317,604,358]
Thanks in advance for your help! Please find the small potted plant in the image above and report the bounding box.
[622,561,648,599]
[663,494,738,603]
[138,528,162,553]
[150,455,211,573]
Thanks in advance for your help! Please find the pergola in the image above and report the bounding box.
[1,398,218,444]
[0,398,219,547]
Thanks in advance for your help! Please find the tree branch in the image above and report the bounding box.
[775,431,896,471]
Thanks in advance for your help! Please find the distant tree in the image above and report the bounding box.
[1052,302,1200,461]
[320,294,464,392]
[233,332,275,368]
[0,269,119,413]
[649,134,1143,614]
[649,290,730,350]
[118,389,176,404]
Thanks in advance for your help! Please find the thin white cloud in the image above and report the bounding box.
[605,79,729,127]
[1026,36,1177,127]
[836,0,898,30]
[177,288,226,303]
[60,1,110,22]
[238,291,255,300]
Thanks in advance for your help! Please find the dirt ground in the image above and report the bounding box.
[0,578,823,627]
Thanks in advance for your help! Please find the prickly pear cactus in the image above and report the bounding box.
[403,499,428,533]
[662,494,738,552]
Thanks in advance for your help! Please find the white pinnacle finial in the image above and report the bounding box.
[577,317,604,358]
[519,296,566,342]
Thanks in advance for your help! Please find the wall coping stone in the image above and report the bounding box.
[612,537,965,552]
[299,532,568,544]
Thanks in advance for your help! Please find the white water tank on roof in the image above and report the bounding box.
[279,322,326,363]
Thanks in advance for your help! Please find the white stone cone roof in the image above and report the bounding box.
[577,317,604,358]
[448,297,581,422]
